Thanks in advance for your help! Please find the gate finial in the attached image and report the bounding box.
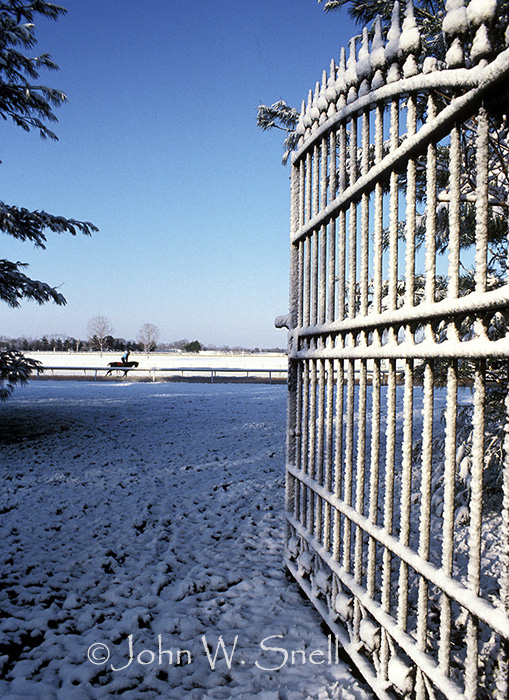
[326,59,338,117]
[318,70,329,124]
[345,36,359,102]
[302,89,313,134]
[467,0,497,64]
[311,82,321,130]
[370,16,386,89]
[358,27,372,96]
[386,0,401,82]
[401,0,420,76]
[335,46,347,109]
[471,23,492,64]
[443,0,468,37]
[466,0,497,26]
[296,100,306,145]
[443,0,468,67]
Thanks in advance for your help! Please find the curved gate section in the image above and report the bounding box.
[283,2,509,699]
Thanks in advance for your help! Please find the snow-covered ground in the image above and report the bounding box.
[0,381,373,700]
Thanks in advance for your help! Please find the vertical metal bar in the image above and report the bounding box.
[343,112,358,581]
[338,122,347,322]
[316,135,328,546]
[417,361,434,682]
[295,361,303,524]
[405,94,417,310]
[287,159,301,542]
[315,358,326,541]
[380,96,400,679]
[334,115,347,568]
[348,116,358,319]
[298,242,305,329]
[305,236,312,329]
[295,159,305,529]
[313,143,320,218]
[416,95,438,700]
[475,107,489,296]
[500,381,509,699]
[299,157,306,228]
[354,357,367,639]
[439,123,461,674]
[301,360,310,528]
[320,135,328,325]
[333,357,344,563]
[312,231,319,328]
[312,145,320,328]
[439,360,457,674]
[368,103,384,602]
[373,104,384,317]
[398,94,417,635]
[323,357,334,551]
[343,358,355,574]
[298,158,306,330]
[360,109,370,318]
[308,359,317,537]
[448,124,461,302]
[398,358,413,632]
[381,358,397,678]
[465,363,485,700]
[425,95,437,312]
[464,108,489,700]
[328,129,337,324]
[388,98,400,314]
[306,151,312,224]
[367,358,381,599]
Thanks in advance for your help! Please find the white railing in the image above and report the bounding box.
[34,366,287,384]
[281,2,509,699]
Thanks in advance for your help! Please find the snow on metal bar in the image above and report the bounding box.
[291,50,509,247]
[294,285,509,337]
[282,5,509,700]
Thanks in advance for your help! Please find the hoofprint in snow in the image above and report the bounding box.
[0,381,373,700]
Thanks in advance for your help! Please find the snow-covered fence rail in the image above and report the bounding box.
[281,2,509,700]
[34,366,287,383]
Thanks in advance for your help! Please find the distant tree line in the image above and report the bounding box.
[0,335,140,353]
[0,335,286,354]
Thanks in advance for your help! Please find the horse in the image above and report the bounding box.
[105,361,139,377]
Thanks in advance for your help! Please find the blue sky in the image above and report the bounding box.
[1,0,357,348]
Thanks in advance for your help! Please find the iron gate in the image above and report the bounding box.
[280,2,509,699]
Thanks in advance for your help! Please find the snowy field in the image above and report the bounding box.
[26,352,288,371]
[0,381,373,700]
[25,352,288,382]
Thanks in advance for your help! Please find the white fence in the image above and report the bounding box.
[281,2,509,699]
[34,366,287,383]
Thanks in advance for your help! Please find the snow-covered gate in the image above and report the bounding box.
[280,2,509,699]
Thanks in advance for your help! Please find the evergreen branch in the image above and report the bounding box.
[0,349,41,400]
[0,202,98,247]
[0,258,66,307]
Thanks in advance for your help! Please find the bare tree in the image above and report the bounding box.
[87,315,113,356]
[137,323,160,355]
